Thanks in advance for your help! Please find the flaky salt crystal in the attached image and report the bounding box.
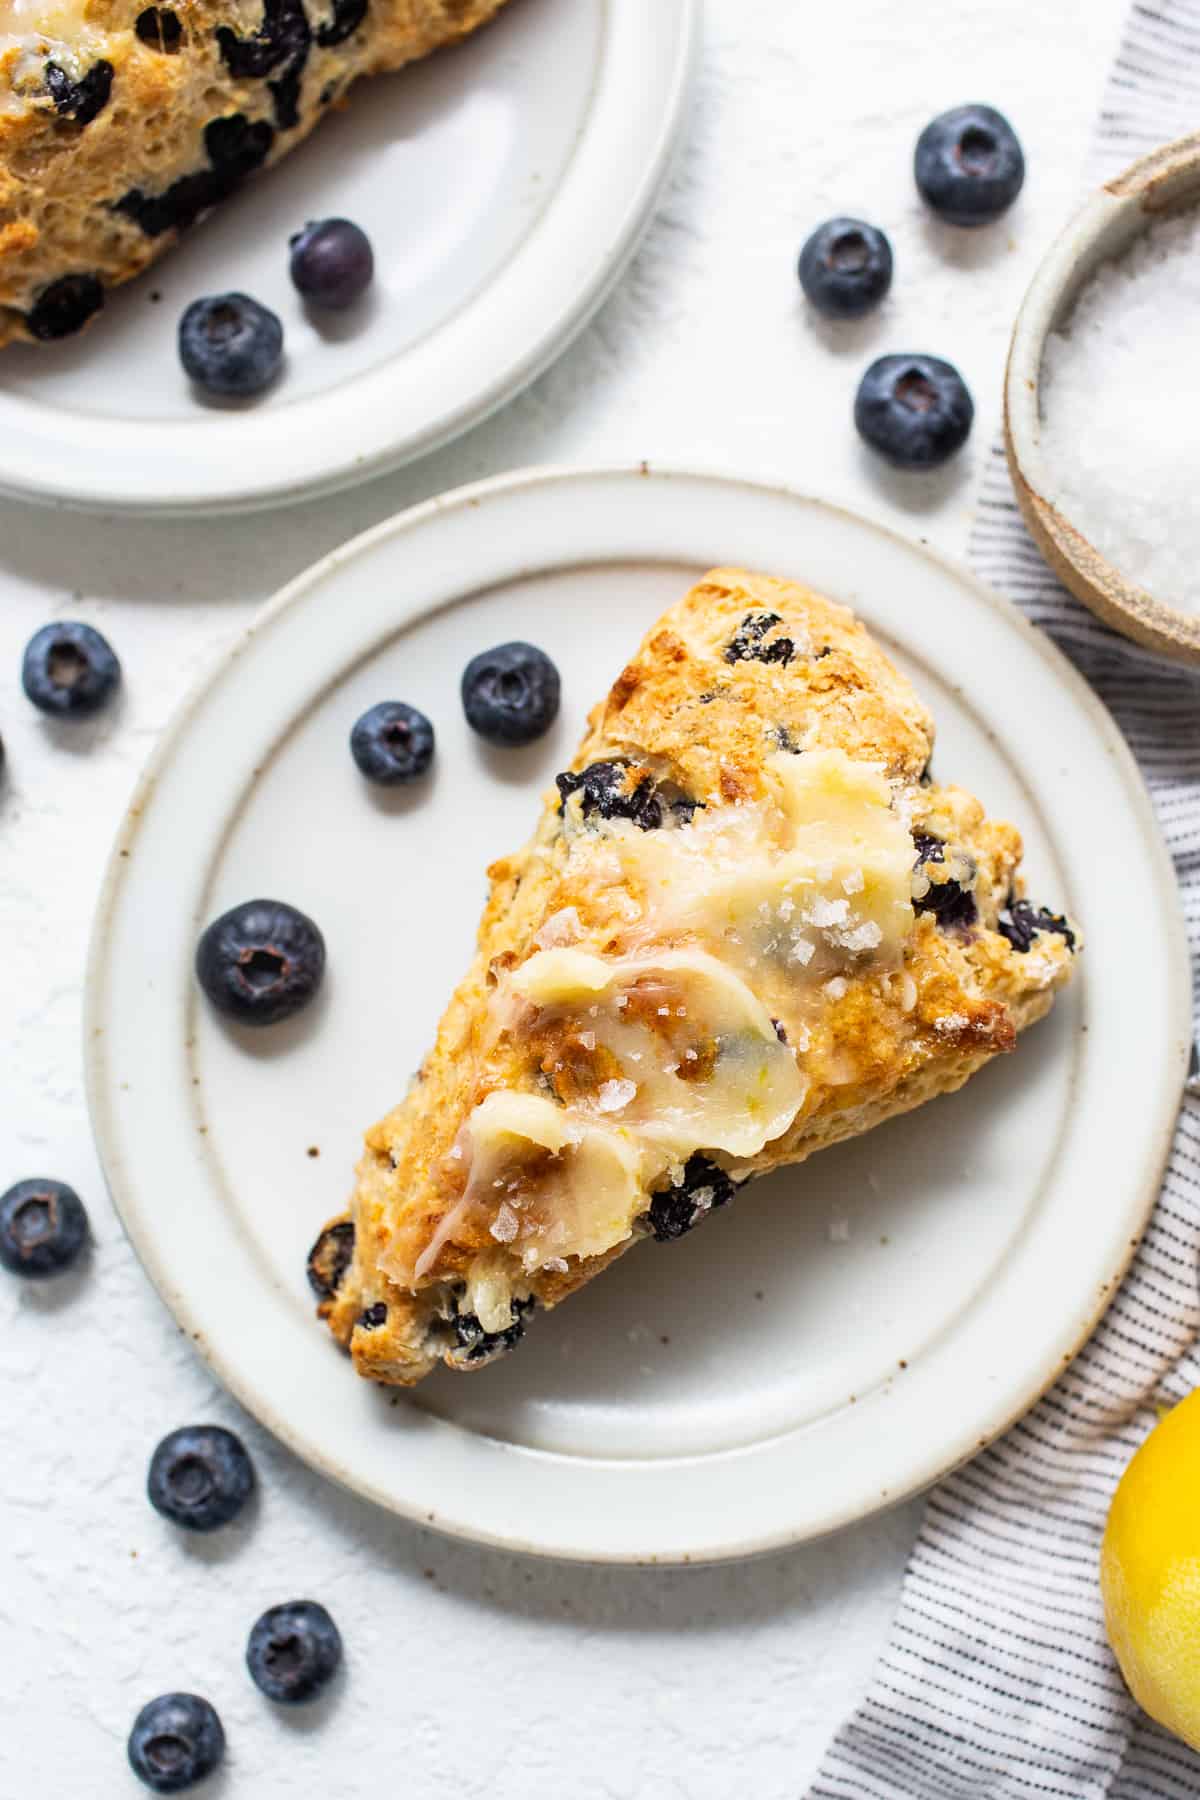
[807,895,850,928]
[491,1202,519,1243]
[597,1077,637,1113]
[535,906,583,949]
[838,920,883,953]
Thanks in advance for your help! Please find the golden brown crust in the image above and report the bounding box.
[0,0,509,343]
[319,569,1078,1386]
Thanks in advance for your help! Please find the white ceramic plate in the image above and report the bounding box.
[85,467,1189,1563]
[0,0,695,516]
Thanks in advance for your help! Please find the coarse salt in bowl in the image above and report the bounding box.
[1004,131,1200,664]
[1041,209,1200,612]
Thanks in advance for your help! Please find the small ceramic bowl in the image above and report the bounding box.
[1004,131,1200,665]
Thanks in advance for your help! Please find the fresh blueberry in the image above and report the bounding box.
[289,218,374,309]
[350,701,434,785]
[128,1693,225,1792]
[798,217,893,319]
[147,1424,255,1531]
[246,1600,343,1704]
[854,353,973,470]
[645,1155,736,1243]
[195,898,325,1027]
[0,1178,89,1278]
[22,621,120,717]
[179,292,283,397]
[461,642,561,747]
[915,104,1025,227]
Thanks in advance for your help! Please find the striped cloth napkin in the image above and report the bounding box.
[812,6,1200,1795]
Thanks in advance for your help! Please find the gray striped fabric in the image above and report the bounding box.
[812,6,1200,1794]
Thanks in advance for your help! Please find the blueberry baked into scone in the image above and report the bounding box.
[0,0,509,346]
[310,568,1079,1386]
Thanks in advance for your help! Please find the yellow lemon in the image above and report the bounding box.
[1101,1387,1200,1751]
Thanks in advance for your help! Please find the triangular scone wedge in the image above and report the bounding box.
[310,569,1079,1385]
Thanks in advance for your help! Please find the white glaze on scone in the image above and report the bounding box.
[310,569,1080,1386]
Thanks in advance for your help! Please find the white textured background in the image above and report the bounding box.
[0,3,1129,1794]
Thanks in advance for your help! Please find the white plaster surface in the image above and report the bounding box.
[0,3,1128,1794]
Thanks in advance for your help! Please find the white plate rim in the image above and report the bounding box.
[0,0,698,517]
[83,463,1191,1562]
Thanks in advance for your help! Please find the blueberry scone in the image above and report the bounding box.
[0,0,509,345]
[310,568,1079,1386]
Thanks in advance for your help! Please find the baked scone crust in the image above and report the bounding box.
[0,0,509,344]
[312,569,1078,1385]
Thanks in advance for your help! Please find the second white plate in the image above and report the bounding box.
[0,0,695,514]
[85,466,1189,1562]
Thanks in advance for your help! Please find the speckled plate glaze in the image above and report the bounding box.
[85,466,1189,1563]
[0,0,696,515]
